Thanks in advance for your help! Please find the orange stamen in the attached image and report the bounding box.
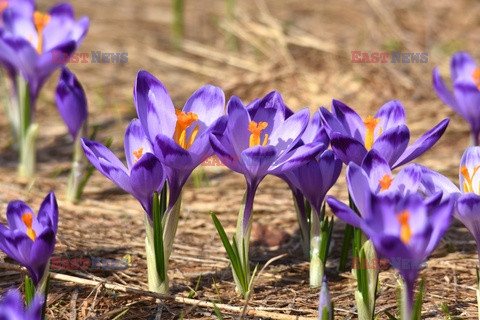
[473,69,480,91]
[21,213,36,241]
[461,165,480,194]
[173,109,199,150]
[397,210,412,244]
[363,116,381,150]
[379,174,393,191]
[133,147,144,163]
[33,11,51,54]
[248,121,268,147]
[0,1,8,14]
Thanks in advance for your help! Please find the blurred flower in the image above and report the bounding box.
[433,52,480,145]
[134,70,225,209]
[0,192,58,285]
[327,192,454,318]
[0,2,89,106]
[82,119,166,221]
[320,99,449,168]
[55,67,87,140]
[210,92,324,235]
[318,276,333,320]
[0,289,43,320]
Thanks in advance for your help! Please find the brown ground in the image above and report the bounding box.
[0,0,479,318]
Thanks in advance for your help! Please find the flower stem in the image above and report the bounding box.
[171,0,184,49]
[292,190,310,258]
[309,206,323,288]
[16,75,36,178]
[401,279,414,320]
[67,128,87,202]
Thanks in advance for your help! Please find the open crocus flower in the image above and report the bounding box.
[433,52,480,145]
[327,192,454,319]
[0,289,43,320]
[320,99,449,168]
[134,70,226,210]
[0,192,58,286]
[81,119,166,221]
[347,149,423,218]
[0,3,89,106]
[55,67,87,140]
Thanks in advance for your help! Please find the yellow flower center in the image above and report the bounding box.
[173,109,199,150]
[133,147,144,163]
[21,213,36,241]
[473,68,480,91]
[33,11,51,54]
[397,210,412,244]
[363,116,382,150]
[461,165,480,194]
[248,121,269,147]
[379,174,393,191]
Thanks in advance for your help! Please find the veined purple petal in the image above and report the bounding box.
[392,119,449,169]
[319,107,349,138]
[268,107,309,153]
[459,146,480,194]
[451,51,477,84]
[240,145,277,181]
[425,196,454,254]
[55,67,87,139]
[331,99,365,142]
[183,84,225,134]
[301,111,329,145]
[124,119,153,170]
[418,165,460,198]
[346,163,372,217]
[248,91,288,136]
[37,192,58,233]
[371,125,410,167]
[98,157,134,194]
[153,134,193,170]
[453,80,480,139]
[457,193,480,249]
[6,200,34,233]
[326,196,364,230]
[209,133,244,174]
[134,70,176,141]
[29,228,56,284]
[390,164,423,195]
[361,149,391,192]
[374,100,406,132]
[226,96,251,155]
[330,132,367,165]
[81,138,129,179]
[433,68,462,115]
[268,141,325,174]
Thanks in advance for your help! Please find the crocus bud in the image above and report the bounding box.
[55,67,88,139]
[0,289,43,320]
[319,276,333,320]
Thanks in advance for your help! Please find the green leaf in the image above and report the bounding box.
[111,308,129,320]
[412,277,425,320]
[384,311,398,320]
[338,224,353,271]
[24,275,35,306]
[153,192,166,282]
[188,275,202,298]
[213,302,224,319]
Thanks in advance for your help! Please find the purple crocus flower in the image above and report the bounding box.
[0,289,43,320]
[134,70,225,209]
[327,192,454,318]
[55,67,87,140]
[81,119,166,221]
[433,52,480,145]
[0,192,58,286]
[0,2,89,107]
[210,92,325,234]
[420,147,480,264]
[320,99,449,168]
[318,276,333,320]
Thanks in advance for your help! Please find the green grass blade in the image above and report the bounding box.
[412,277,425,320]
[24,275,34,306]
[153,192,166,282]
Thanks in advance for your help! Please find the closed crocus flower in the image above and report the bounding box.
[327,193,454,320]
[318,276,333,320]
[0,289,43,320]
[55,67,87,140]
[0,2,89,105]
[0,192,58,286]
[320,99,449,168]
[81,119,166,221]
[134,70,226,210]
[433,52,480,145]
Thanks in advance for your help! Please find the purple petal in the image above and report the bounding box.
[301,111,329,145]
[457,193,480,246]
[374,100,406,132]
[453,80,480,137]
[209,133,244,174]
[330,132,367,165]
[153,134,194,170]
[326,196,364,230]
[459,146,480,193]
[433,68,461,114]
[372,125,410,167]
[331,99,365,142]
[37,192,58,233]
[269,141,325,174]
[98,157,134,194]
[182,84,225,134]
[451,51,477,83]
[248,91,288,136]
[346,162,372,217]
[418,165,460,197]
[29,228,56,284]
[6,201,34,232]
[226,96,251,155]
[268,108,310,153]
[124,119,153,170]
[425,196,454,254]
[81,138,129,179]
[319,106,349,138]
[55,67,87,139]
[390,164,423,195]
[393,119,449,168]
[361,149,391,192]
[240,145,277,181]
[134,70,176,141]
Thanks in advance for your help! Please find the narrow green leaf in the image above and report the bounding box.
[338,224,353,271]
[213,302,224,319]
[188,275,202,298]
[24,275,34,306]
[319,201,326,222]
[111,308,129,320]
[412,277,425,320]
[159,183,168,219]
[153,192,166,282]
[384,311,398,320]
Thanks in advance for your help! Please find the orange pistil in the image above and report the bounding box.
[397,210,412,244]
[173,109,199,150]
[33,11,51,54]
[21,213,36,241]
[133,147,144,163]
[473,68,480,91]
[0,1,8,14]
[363,116,382,150]
[379,174,393,191]
[248,121,269,147]
[461,165,480,194]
